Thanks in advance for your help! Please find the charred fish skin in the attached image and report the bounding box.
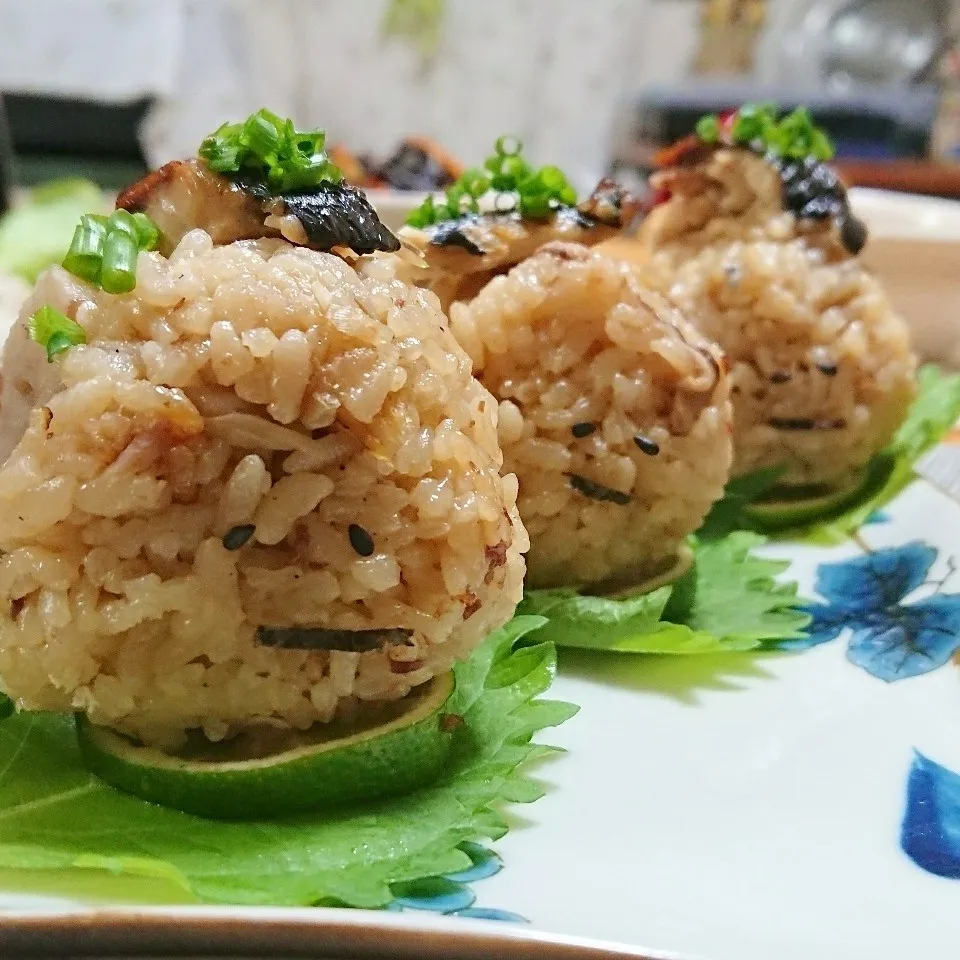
[650,128,867,257]
[280,185,401,254]
[116,158,400,256]
[116,159,266,255]
[419,177,642,258]
[426,215,489,256]
[575,176,642,229]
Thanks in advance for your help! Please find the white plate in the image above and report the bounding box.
[2,194,960,960]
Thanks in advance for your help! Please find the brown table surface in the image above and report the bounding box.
[812,160,960,199]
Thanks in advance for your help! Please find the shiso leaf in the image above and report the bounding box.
[518,532,809,655]
[0,616,576,908]
[684,532,811,645]
[700,366,960,544]
[805,366,960,543]
[698,466,784,541]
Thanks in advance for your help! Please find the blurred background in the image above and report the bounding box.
[0,0,957,202]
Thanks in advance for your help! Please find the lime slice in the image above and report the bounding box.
[604,545,698,622]
[744,454,895,532]
[75,672,457,820]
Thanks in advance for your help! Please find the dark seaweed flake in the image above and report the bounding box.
[256,626,413,652]
[237,176,399,254]
[426,216,487,255]
[839,215,869,255]
[281,184,400,254]
[768,417,846,431]
[567,473,632,505]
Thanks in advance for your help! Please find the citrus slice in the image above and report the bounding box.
[75,672,457,820]
[744,454,895,532]
[604,545,698,623]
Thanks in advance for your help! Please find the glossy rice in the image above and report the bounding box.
[642,148,917,486]
[0,233,526,748]
[450,242,732,590]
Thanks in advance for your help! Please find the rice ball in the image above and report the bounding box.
[450,241,732,590]
[642,147,917,486]
[0,233,526,747]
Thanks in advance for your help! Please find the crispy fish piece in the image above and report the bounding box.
[116,158,399,257]
[398,178,641,308]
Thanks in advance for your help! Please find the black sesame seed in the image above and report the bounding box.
[222,524,255,550]
[571,422,597,438]
[633,435,660,456]
[816,361,838,377]
[348,523,375,557]
[769,371,792,384]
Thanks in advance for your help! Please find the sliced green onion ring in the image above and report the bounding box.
[62,215,106,284]
[131,212,160,251]
[99,229,139,295]
[495,135,522,156]
[406,135,578,228]
[27,305,86,361]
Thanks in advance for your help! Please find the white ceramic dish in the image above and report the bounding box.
[1,193,960,960]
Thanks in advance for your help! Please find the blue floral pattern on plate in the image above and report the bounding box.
[780,541,960,681]
[901,752,960,879]
[386,842,526,922]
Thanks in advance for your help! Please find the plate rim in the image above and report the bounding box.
[0,905,690,960]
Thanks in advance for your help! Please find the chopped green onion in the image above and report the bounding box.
[695,114,721,144]
[100,229,139,295]
[198,109,343,195]
[406,135,578,228]
[61,210,160,293]
[199,123,242,172]
[27,305,86,362]
[62,214,106,284]
[731,103,775,143]
[131,212,160,251]
[461,168,491,198]
[538,166,567,191]
[243,110,282,160]
[519,192,551,219]
[693,103,835,163]
[107,208,140,241]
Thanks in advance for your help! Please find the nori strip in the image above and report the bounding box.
[256,626,414,652]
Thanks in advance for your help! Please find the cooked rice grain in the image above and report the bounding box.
[641,150,917,485]
[450,242,732,590]
[0,233,526,747]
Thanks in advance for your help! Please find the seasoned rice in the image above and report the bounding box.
[0,233,526,747]
[642,148,917,485]
[450,242,732,590]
